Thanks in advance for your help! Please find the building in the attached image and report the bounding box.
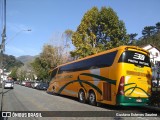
[142,44,160,79]
[0,69,11,82]
[142,44,160,64]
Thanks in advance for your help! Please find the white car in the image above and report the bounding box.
[21,81,26,86]
[4,81,14,89]
[33,82,40,88]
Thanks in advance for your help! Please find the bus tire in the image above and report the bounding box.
[88,91,96,106]
[78,90,86,103]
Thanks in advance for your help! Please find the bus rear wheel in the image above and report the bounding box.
[88,91,96,106]
[78,90,86,103]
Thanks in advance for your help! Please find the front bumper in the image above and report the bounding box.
[4,84,14,88]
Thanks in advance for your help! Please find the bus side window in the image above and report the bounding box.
[51,68,58,80]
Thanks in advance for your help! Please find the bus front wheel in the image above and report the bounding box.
[88,91,96,106]
[78,90,86,103]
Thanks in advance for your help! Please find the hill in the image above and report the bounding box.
[17,55,36,64]
[0,54,24,71]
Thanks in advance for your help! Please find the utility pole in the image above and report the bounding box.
[0,0,6,87]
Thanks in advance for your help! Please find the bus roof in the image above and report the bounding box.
[52,45,149,69]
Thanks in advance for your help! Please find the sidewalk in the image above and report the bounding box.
[0,85,2,111]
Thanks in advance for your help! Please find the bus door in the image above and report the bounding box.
[103,68,112,101]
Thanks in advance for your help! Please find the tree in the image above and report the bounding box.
[137,22,160,47]
[71,7,129,58]
[16,62,35,81]
[142,26,156,38]
[97,7,129,47]
[17,67,27,81]
[128,33,138,45]
[31,57,48,80]
[31,45,68,81]
[156,22,160,33]
[71,7,99,58]
[0,54,23,71]
[64,29,74,48]
[63,29,74,60]
[40,45,67,68]
[9,67,18,79]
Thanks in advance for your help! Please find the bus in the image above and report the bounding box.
[47,46,152,106]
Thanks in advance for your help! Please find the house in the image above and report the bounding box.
[142,44,160,64]
[142,44,160,79]
[0,69,11,82]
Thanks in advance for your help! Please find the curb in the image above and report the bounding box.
[145,106,160,111]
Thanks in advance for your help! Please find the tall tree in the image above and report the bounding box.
[71,7,129,58]
[31,57,48,80]
[31,45,67,81]
[129,33,138,45]
[40,45,66,68]
[64,29,74,47]
[64,30,74,49]
[97,7,129,48]
[156,22,160,33]
[71,7,99,58]
[142,26,156,38]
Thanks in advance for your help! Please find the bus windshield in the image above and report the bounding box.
[118,50,151,67]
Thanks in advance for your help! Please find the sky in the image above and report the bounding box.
[0,0,160,57]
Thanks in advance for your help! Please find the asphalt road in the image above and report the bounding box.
[0,84,159,120]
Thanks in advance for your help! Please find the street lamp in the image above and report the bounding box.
[5,29,32,45]
[0,28,31,84]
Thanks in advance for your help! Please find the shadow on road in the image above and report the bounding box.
[1,89,12,95]
[0,117,8,120]
[0,89,12,116]
[48,92,160,116]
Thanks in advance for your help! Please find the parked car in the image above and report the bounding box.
[14,81,20,84]
[21,81,27,86]
[33,81,40,88]
[25,82,33,87]
[152,79,160,87]
[31,82,35,88]
[36,83,49,90]
[4,80,14,89]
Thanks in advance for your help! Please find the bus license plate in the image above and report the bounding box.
[136,99,142,102]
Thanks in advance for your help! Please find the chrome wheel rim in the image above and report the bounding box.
[79,91,84,101]
[89,93,95,103]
